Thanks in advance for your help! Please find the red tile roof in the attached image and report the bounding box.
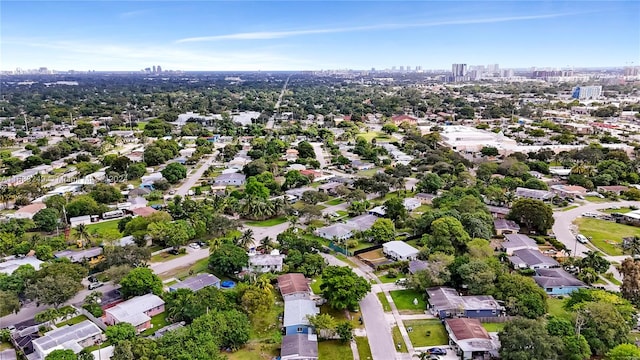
[277,273,310,296]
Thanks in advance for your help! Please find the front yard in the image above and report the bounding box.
[574,218,640,256]
[245,217,288,227]
[86,219,122,239]
[389,289,427,314]
[318,340,354,360]
[404,319,448,347]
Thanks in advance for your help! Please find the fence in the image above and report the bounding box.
[476,316,519,323]
[76,306,108,331]
[327,241,352,256]
[353,244,383,256]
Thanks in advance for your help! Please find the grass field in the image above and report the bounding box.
[311,277,323,295]
[151,251,187,263]
[56,315,88,327]
[602,207,634,214]
[575,218,640,255]
[391,325,408,352]
[140,313,168,336]
[245,217,287,227]
[320,304,361,329]
[86,219,122,238]
[585,195,611,203]
[547,297,570,319]
[356,132,396,142]
[376,292,392,312]
[318,340,354,360]
[604,272,622,285]
[356,336,373,360]
[376,271,401,284]
[390,289,426,314]
[404,320,448,347]
[414,205,431,213]
[226,344,279,360]
[482,322,506,332]
[326,198,344,206]
[336,210,349,217]
[558,205,580,212]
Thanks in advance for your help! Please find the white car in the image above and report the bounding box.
[188,243,200,249]
[576,234,589,244]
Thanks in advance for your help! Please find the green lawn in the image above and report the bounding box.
[376,292,392,312]
[585,195,611,203]
[405,320,448,347]
[604,272,622,285]
[137,121,147,130]
[140,313,169,336]
[391,325,408,352]
[0,342,13,351]
[310,277,323,295]
[320,304,361,329]
[150,251,187,263]
[355,336,373,360]
[226,343,279,360]
[245,217,287,227]
[375,271,401,284]
[389,289,426,314]
[414,205,431,213]
[318,340,354,360]
[547,297,570,319]
[558,205,579,212]
[86,219,122,238]
[357,169,380,177]
[56,315,88,327]
[336,210,348,217]
[601,207,634,214]
[575,218,640,256]
[326,198,344,206]
[482,322,506,332]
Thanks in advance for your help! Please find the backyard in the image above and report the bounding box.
[140,313,169,336]
[482,322,506,332]
[318,340,354,360]
[325,198,344,206]
[574,218,640,256]
[404,319,448,347]
[389,289,427,314]
[86,219,122,239]
[547,297,570,319]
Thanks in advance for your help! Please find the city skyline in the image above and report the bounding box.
[1,1,639,71]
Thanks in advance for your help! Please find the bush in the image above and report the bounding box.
[548,238,567,251]
[532,236,546,245]
[346,240,358,249]
[82,303,103,317]
[386,268,398,278]
[518,268,536,276]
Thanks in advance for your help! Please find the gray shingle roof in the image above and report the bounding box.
[510,249,559,267]
[281,334,318,358]
[170,273,220,292]
[533,268,586,288]
[502,234,537,249]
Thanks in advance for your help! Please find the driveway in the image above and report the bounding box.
[175,156,215,196]
[310,142,328,169]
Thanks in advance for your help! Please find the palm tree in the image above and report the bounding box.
[166,290,195,322]
[260,237,274,252]
[209,237,223,253]
[286,215,300,229]
[0,185,13,209]
[237,229,254,249]
[254,275,274,293]
[74,224,92,248]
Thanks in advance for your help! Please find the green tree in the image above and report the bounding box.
[45,349,77,360]
[457,259,496,294]
[417,173,443,194]
[620,257,640,306]
[577,301,631,356]
[33,208,60,232]
[297,141,316,159]
[507,198,554,234]
[480,146,499,157]
[119,267,163,298]
[606,344,640,360]
[148,220,195,248]
[383,197,407,223]
[307,314,337,339]
[381,123,398,135]
[244,177,270,199]
[283,170,310,190]
[320,266,371,311]
[27,272,84,308]
[208,243,249,275]
[499,318,563,360]
[89,183,123,204]
[240,285,275,317]
[493,273,547,318]
[161,162,188,184]
[336,321,354,343]
[367,218,395,244]
[190,309,251,350]
[106,323,137,343]
[0,290,20,316]
[428,216,471,254]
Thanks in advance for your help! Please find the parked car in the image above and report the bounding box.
[88,282,104,290]
[168,248,180,255]
[188,243,200,249]
[196,241,207,247]
[426,348,447,355]
[576,234,589,244]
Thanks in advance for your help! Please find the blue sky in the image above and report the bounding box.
[1,1,638,71]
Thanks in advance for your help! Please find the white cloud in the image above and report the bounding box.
[119,10,150,19]
[176,13,574,43]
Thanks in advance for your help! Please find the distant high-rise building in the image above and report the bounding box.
[406,65,411,71]
[624,66,639,76]
[157,65,162,73]
[152,66,156,73]
[487,64,500,73]
[399,66,405,72]
[391,66,397,71]
[452,63,467,77]
[572,86,602,100]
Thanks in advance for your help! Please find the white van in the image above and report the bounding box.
[576,234,589,244]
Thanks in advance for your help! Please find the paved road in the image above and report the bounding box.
[175,156,215,196]
[321,254,398,360]
[310,142,328,169]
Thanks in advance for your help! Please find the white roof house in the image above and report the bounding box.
[0,256,44,275]
[247,251,285,273]
[403,198,422,211]
[315,214,378,241]
[105,294,165,327]
[283,298,320,328]
[32,320,103,359]
[382,241,419,261]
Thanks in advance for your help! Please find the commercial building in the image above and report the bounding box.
[572,86,602,100]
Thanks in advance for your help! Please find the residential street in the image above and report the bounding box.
[321,253,399,360]
[174,155,215,196]
[310,142,328,169]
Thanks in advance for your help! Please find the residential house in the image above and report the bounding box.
[128,187,151,199]
[415,193,436,205]
[622,210,640,226]
[501,234,539,255]
[533,268,586,295]
[368,205,386,217]
[285,149,299,162]
[300,169,322,180]
[444,318,500,360]
[0,349,17,360]
[0,256,43,275]
[213,173,246,186]
[550,184,587,198]
[403,198,422,211]
[486,206,510,219]
[55,248,103,264]
[515,187,555,202]
[382,241,419,261]
[391,115,418,126]
[351,160,374,171]
[115,235,136,247]
[169,273,221,292]
[246,250,285,273]
[493,219,520,236]
[283,298,319,335]
[130,206,157,217]
[315,214,377,241]
[426,287,505,319]
[408,260,429,275]
[32,320,103,360]
[104,293,166,332]
[278,273,312,300]
[14,203,46,220]
[280,334,319,360]
[597,185,630,195]
[285,187,315,200]
[318,182,342,195]
[508,249,559,270]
